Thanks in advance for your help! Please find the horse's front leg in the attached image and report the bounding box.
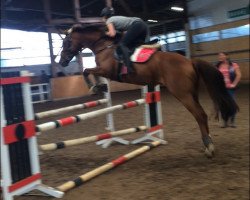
[83,67,110,94]
[84,67,105,77]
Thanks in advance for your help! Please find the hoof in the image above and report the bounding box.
[89,86,96,93]
[89,86,100,94]
[204,143,215,158]
[90,84,108,94]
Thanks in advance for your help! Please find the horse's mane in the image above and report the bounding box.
[71,23,106,34]
[68,23,121,43]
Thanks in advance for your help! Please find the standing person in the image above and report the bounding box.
[100,7,149,73]
[216,52,241,128]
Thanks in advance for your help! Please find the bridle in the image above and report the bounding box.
[61,32,116,64]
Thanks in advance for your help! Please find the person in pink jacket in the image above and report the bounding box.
[216,52,241,128]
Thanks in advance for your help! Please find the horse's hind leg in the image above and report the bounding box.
[173,93,215,158]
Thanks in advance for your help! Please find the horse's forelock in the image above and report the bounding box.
[64,28,72,36]
[71,24,84,33]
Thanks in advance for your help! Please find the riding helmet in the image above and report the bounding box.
[100,7,114,17]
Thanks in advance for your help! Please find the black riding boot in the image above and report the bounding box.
[116,44,134,73]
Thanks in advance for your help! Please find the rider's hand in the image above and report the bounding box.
[229,83,236,88]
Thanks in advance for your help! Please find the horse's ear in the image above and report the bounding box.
[57,28,66,35]
[66,28,73,35]
[64,24,82,35]
[58,28,71,36]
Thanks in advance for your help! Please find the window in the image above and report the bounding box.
[167,33,176,38]
[176,36,186,42]
[81,48,96,69]
[167,38,176,43]
[176,31,185,36]
[192,31,220,43]
[150,30,186,51]
[192,24,249,43]
[0,28,64,67]
[221,24,250,39]
[158,34,167,40]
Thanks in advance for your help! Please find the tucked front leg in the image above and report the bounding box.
[84,67,110,78]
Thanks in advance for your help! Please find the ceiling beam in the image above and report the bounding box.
[1,47,21,50]
[80,0,99,9]
[43,0,52,24]
[117,0,134,16]
[73,0,81,21]
[106,0,112,7]
[5,6,73,17]
[142,0,148,14]
[50,17,103,25]
[148,18,183,27]
[148,0,185,14]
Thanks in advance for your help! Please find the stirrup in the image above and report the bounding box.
[114,49,123,61]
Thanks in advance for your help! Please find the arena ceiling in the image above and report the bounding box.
[1,0,187,34]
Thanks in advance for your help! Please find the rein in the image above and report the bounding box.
[95,43,115,54]
[84,36,115,55]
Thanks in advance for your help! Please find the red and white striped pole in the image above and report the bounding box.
[35,99,108,120]
[39,126,147,151]
[36,99,145,133]
[57,141,161,192]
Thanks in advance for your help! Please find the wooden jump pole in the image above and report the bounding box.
[35,99,108,120]
[36,99,145,133]
[57,141,161,192]
[39,126,148,151]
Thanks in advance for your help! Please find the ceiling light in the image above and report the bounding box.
[147,19,158,23]
[171,6,184,11]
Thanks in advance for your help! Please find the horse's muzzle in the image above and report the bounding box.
[59,60,69,67]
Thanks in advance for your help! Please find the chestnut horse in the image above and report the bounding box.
[59,24,238,158]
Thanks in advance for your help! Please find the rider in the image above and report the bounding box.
[100,7,149,73]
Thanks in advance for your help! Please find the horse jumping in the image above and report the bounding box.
[59,23,238,158]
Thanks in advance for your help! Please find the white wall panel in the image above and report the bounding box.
[188,0,249,29]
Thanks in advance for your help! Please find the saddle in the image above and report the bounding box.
[130,44,160,63]
[115,41,160,79]
[115,39,160,63]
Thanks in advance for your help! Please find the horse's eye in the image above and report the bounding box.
[63,40,67,45]
[63,40,71,48]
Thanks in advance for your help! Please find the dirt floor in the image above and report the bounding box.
[13,84,249,200]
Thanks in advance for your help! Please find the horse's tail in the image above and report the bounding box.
[193,59,239,121]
